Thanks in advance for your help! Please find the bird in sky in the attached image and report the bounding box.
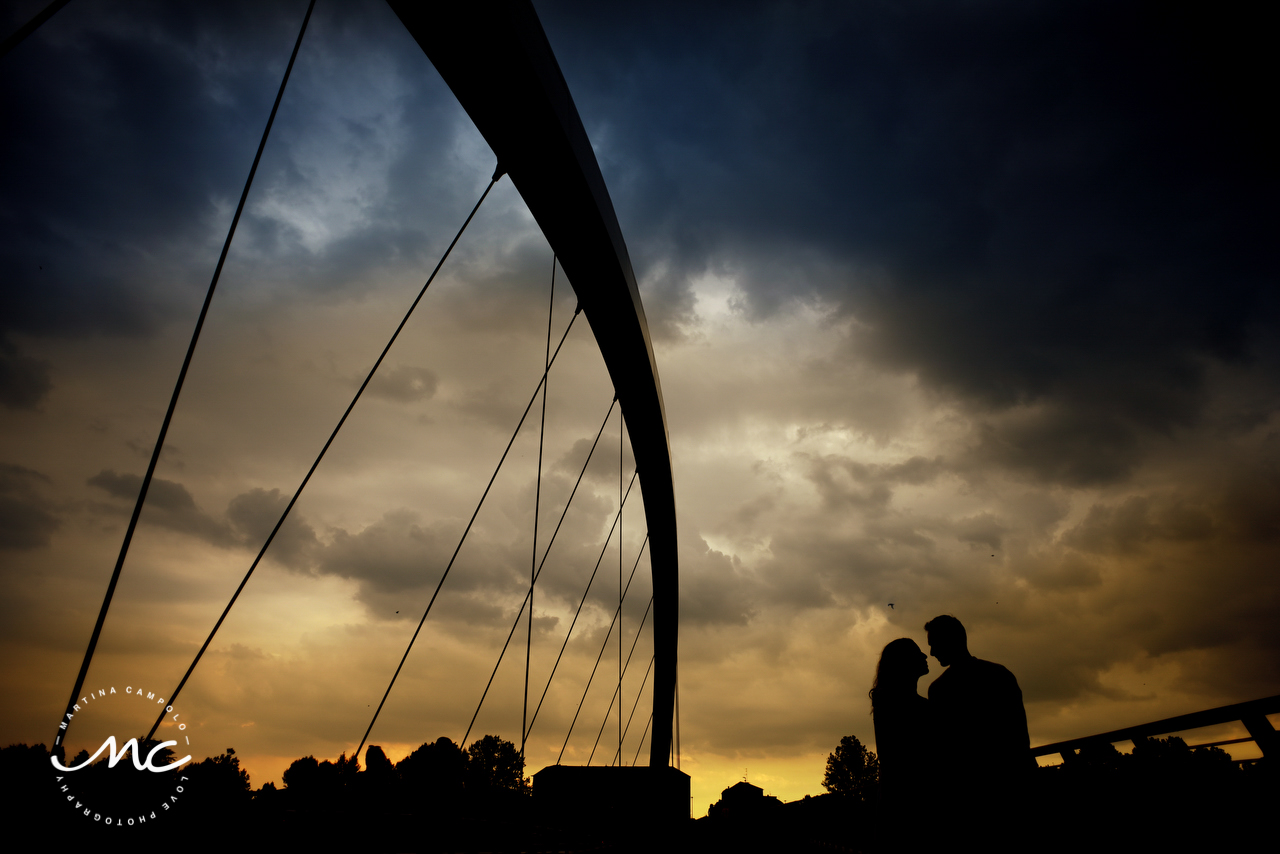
[888,603,895,609]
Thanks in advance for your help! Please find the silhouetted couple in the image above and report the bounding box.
[870,615,1032,847]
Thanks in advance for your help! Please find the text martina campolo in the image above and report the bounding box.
[52,685,192,772]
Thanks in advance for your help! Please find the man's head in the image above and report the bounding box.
[924,614,969,666]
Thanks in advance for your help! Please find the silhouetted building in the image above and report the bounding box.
[533,764,691,829]
[708,780,781,819]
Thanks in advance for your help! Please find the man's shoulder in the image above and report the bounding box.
[973,657,1015,676]
[929,658,1021,698]
[972,658,1022,690]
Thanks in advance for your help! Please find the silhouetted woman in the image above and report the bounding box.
[870,638,932,825]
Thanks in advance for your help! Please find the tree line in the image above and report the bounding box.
[3,733,533,848]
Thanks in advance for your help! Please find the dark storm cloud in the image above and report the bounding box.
[89,468,198,509]
[1063,494,1216,556]
[539,0,1278,484]
[5,0,1273,488]
[0,336,52,409]
[1,1,314,338]
[1023,466,1280,698]
[87,470,234,549]
[0,463,60,549]
[224,487,319,570]
[317,509,528,619]
[803,453,946,515]
[952,513,1008,553]
[963,405,1148,486]
[320,509,459,594]
[0,0,492,343]
[679,534,762,627]
[87,470,318,565]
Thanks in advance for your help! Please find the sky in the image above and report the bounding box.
[1,0,1277,817]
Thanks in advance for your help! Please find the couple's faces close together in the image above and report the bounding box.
[905,640,930,677]
[927,631,960,667]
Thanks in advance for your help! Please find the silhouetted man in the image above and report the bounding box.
[925,614,1031,816]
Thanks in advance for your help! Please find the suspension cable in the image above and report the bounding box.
[588,686,619,766]
[589,597,652,764]
[523,254,555,760]
[0,0,72,61]
[353,304,581,758]
[556,543,648,763]
[675,673,681,770]
[53,0,317,751]
[523,472,638,743]
[618,409,624,764]
[147,161,505,742]
[613,653,655,765]
[632,712,654,766]
[460,395,617,748]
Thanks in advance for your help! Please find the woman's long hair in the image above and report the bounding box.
[869,638,924,711]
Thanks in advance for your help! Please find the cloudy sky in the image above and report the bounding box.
[2,0,1276,815]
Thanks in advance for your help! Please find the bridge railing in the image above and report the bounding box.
[1032,694,1280,765]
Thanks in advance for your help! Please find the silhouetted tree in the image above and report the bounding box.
[1076,739,1124,771]
[1130,735,1235,781]
[466,734,527,793]
[282,754,321,797]
[822,735,879,801]
[1,742,55,825]
[323,752,360,794]
[189,748,250,792]
[281,752,358,811]
[186,748,251,820]
[398,736,468,802]
[364,744,394,777]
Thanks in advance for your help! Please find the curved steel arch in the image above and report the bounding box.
[387,0,678,767]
